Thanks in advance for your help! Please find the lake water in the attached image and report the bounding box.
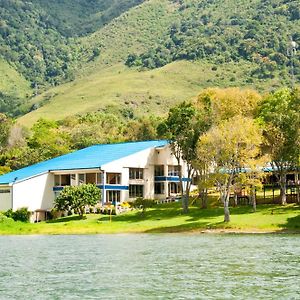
[0,234,299,300]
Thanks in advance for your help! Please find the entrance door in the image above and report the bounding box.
[106,191,121,205]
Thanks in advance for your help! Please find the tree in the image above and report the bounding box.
[28,118,71,159]
[54,184,101,217]
[158,101,207,213]
[0,113,12,151]
[194,145,213,209]
[235,167,265,212]
[195,88,262,212]
[125,116,162,141]
[198,116,263,222]
[195,87,262,124]
[258,88,300,205]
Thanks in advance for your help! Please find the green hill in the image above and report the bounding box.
[124,0,299,81]
[35,0,144,37]
[19,60,285,127]
[0,59,31,98]
[0,0,299,123]
[0,58,32,116]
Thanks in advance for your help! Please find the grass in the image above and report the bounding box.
[0,203,299,235]
[18,59,280,127]
[0,58,32,98]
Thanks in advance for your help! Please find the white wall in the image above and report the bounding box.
[102,147,156,202]
[0,187,12,211]
[154,146,189,177]
[102,145,189,202]
[12,173,55,211]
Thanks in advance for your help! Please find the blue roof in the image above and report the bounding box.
[0,140,168,185]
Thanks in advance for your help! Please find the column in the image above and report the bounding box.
[164,164,169,198]
[102,171,106,204]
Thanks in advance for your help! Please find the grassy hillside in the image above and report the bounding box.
[0,59,31,98]
[19,59,285,127]
[79,0,179,71]
[1,0,299,121]
[0,59,32,116]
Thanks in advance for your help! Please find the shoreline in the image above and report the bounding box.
[1,228,300,236]
[1,204,299,236]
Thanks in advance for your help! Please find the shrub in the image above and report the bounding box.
[55,184,101,216]
[13,207,30,222]
[131,198,156,216]
[4,208,14,218]
[0,212,8,222]
[4,207,30,222]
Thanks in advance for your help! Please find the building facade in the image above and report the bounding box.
[0,141,190,214]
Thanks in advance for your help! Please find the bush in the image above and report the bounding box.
[55,184,101,216]
[131,198,156,216]
[0,212,8,222]
[4,207,30,222]
[4,209,13,219]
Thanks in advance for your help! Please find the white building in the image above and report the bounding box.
[0,140,191,217]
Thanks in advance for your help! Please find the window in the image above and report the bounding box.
[60,175,71,186]
[86,173,97,184]
[0,189,10,194]
[155,182,165,195]
[155,165,164,176]
[85,173,102,185]
[129,168,143,180]
[55,174,73,186]
[96,173,102,185]
[71,174,76,185]
[78,174,85,185]
[129,185,144,198]
[106,191,120,204]
[54,175,60,186]
[168,165,181,176]
[169,182,181,194]
[107,173,121,185]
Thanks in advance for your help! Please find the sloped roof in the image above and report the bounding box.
[0,140,168,185]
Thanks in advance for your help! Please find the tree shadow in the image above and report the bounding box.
[106,207,182,223]
[109,205,225,224]
[260,204,300,216]
[144,220,226,233]
[278,214,300,231]
[47,215,86,223]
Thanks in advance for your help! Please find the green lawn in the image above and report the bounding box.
[0,203,299,235]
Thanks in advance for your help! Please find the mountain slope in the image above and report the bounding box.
[0,58,31,98]
[125,0,300,83]
[0,0,144,91]
[0,58,31,116]
[34,0,145,37]
[17,0,300,126]
[79,0,179,72]
[19,59,285,127]
[0,0,299,123]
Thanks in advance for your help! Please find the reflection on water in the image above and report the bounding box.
[0,234,299,299]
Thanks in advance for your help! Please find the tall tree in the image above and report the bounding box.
[195,87,262,212]
[198,116,263,222]
[258,88,300,205]
[158,101,207,213]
